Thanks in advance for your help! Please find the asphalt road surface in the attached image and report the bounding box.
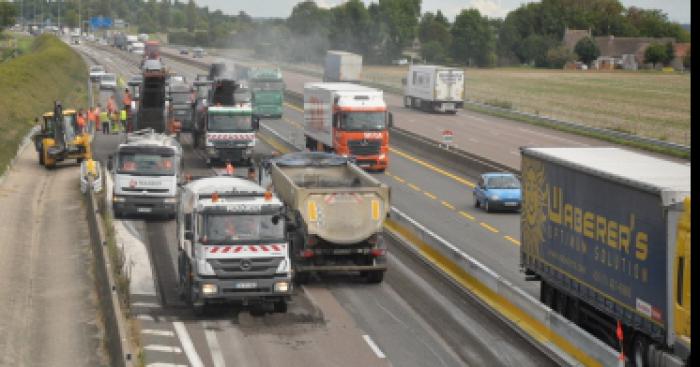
[0,136,106,366]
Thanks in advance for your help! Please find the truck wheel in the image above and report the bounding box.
[632,334,650,367]
[294,272,310,285]
[540,281,555,308]
[192,304,205,317]
[366,271,385,284]
[404,97,410,108]
[555,290,567,315]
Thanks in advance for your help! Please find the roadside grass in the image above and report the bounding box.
[361,66,690,146]
[0,34,88,176]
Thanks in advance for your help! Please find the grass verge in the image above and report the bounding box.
[0,33,88,176]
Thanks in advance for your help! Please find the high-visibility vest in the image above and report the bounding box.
[87,111,96,122]
[99,111,109,122]
[120,109,127,121]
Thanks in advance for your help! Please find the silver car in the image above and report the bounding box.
[100,73,117,90]
[89,65,106,81]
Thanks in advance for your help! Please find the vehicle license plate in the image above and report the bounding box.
[333,249,353,255]
[235,282,257,289]
[137,207,152,213]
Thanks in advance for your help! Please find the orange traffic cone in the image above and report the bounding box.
[226,162,234,176]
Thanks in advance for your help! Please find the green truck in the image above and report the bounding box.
[249,67,284,119]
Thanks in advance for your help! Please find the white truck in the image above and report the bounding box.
[303,83,392,171]
[402,64,464,113]
[108,129,183,218]
[177,176,291,315]
[126,35,138,51]
[131,41,145,55]
[323,50,362,82]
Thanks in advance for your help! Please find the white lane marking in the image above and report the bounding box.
[146,363,187,367]
[132,302,161,308]
[203,321,226,367]
[142,329,175,337]
[144,345,182,353]
[362,334,386,359]
[173,321,205,367]
[137,314,155,321]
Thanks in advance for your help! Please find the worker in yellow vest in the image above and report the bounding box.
[100,109,110,134]
[120,109,128,133]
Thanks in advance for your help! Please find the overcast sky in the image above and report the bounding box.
[195,0,690,23]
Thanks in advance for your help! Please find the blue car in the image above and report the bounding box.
[473,173,522,212]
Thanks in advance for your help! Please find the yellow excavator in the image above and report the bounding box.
[32,101,92,169]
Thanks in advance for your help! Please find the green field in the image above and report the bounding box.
[361,65,691,146]
[0,33,88,176]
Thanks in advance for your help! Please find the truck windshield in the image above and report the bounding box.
[208,115,252,132]
[341,112,386,131]
[204,214,284,242]
[250,81,284,91]
[117,152,176,176]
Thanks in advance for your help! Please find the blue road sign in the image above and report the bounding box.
[90,16,113,29]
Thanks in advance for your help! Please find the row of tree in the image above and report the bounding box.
[1,0,690,68]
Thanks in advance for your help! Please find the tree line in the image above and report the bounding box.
[1,0,690,68]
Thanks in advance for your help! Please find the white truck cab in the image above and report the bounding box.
[177,176,291,314]
[109,129,182,218]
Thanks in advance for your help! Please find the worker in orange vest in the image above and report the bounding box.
[107,95,117,115]
[87,107,97,134]
[122,89,132,109]
[77,109,87,133]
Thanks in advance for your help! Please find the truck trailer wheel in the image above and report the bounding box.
[632,334,650,367]
[274,299,288,313]
[365,271,385,284]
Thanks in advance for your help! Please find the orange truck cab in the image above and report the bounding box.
[303,83,392,171]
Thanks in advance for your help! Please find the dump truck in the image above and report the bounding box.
[144,40,160,60]
[167,81,194,133]
[304,83,392,171]
[323,50,362,82]
[249,67,284,119]
[32,101,91,169]
[177,176,291,315]
[192,63,259,165]
[265,152,390,283]
[520,147,691,367]
[402,64,464,113]
[108,129,182,218]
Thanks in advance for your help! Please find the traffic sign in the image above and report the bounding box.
[90,16,113,29]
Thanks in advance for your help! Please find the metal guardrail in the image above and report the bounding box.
[85,175,134,367]
[387,207,621,367]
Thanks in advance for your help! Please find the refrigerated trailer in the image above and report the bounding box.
[520,147,690,367]
[403,64,464,113]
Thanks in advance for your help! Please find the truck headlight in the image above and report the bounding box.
[274,281,289,293]
[201,283,218,295]
[112,195,126,203]
[163,197,177,204]
[207,147,217,155]
[276,259,289,274]
[490,195,500,200]
[378,154,386,160]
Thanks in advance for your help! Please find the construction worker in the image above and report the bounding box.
[95,103,102,133]
[87,107,96,135]
[100,108,110,134]
[77,109,87,133]
[122,89,132,110]
[110,110,120,133]
[120,108,127,132]
[107,95,117,115]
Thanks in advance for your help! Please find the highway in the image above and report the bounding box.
[75,43,558,367]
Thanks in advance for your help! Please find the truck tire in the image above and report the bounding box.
[294,271,310,285]
[540,281,554,308]
[365,271,385,283]
[274,300,288,313]
[404,96,410,108]
[632,334,650,367]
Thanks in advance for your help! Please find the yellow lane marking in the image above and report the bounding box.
[441,201,455,210]
[390,147,476,188]
[385,171,393,177]
[424,192,437,200]
[504,236,521,246]
[383,219,605,367]
[408,183,421,191]
[284,102,303,113]
[393,175,406,183]
[459,211,475,220]
[480,222,499,233]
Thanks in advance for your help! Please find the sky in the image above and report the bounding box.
[195,0,691,24]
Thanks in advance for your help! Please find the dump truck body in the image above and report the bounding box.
[520,147,691,366]
[267,152,389,282]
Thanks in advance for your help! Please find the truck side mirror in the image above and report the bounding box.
[388,112,394,128]
[107,155,113,171]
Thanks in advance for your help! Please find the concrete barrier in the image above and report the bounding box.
[387,207,621,367]
[85,175,134,367]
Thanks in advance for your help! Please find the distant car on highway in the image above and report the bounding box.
[192,47,205,58]
[89,65,106,81]
[99,73,117,90]
[392,58,409,65]
[179,48,189,55]
[473,172,521,212]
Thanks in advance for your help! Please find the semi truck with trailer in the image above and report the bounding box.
[193,64,259,166]
[323,51,362,82]
[177,176,291,315]
[249,67,284,119]
[303,83,392,171]
[519,147,690,367]
[402,64,464,113]
[108,129,183,218]
[265,152,390,283]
